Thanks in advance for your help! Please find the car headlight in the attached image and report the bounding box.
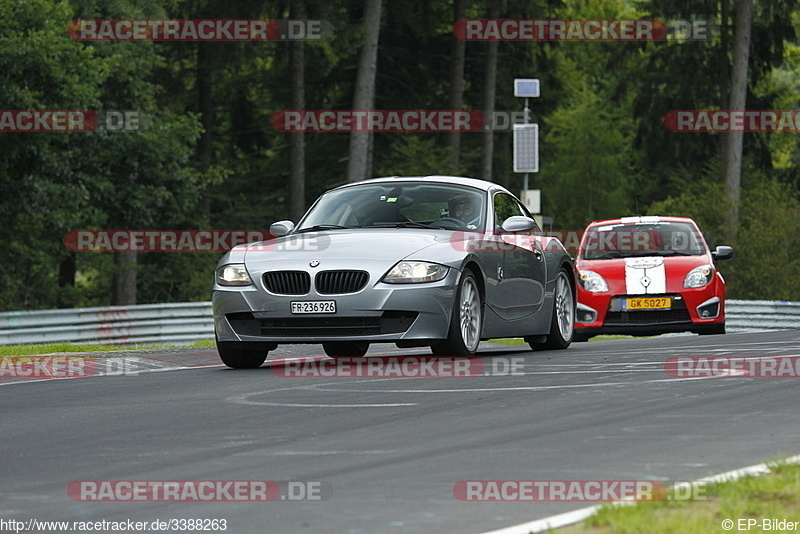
[216,264,253,286]
[684,265,713,288]
[578,270,608,292]
[383,261,449,283]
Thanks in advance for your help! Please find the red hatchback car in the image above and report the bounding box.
[574,216,733,341]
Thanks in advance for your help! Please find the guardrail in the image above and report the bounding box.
[0,302,214,346]
[726,299,800,333]
[0,299,796,346]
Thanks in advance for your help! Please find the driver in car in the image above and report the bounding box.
[449,195,480,229]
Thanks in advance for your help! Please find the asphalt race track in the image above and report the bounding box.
[2,331,800,533]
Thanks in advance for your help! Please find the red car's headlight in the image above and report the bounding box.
[684,265,714,288]
[578,270,608,292]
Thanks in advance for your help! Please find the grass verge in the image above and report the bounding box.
[553,460,800,533]
[0,339,216,357]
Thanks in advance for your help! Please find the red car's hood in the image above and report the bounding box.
[576,255,713,295]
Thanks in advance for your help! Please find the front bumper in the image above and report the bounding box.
[575,290,725,336]
[213,268,460,344]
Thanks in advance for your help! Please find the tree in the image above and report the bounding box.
[3,0,799,310]
[346,0,383,182]
[290,0,307,220]
[649,175,800,301]
[633,0,795,209]
[0,0,204,309]
[479,0,500,182]
[447,0,467,173]
[723,0,753,244]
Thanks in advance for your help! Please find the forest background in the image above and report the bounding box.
[2,0,798,311]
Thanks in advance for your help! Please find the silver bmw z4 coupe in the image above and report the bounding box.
[213,175,575,368]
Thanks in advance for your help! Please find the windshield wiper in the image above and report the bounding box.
[626,250,697,257]
[589,250,698,260]
[591,251,624,260]
[293,224,351,234]
[360,221,441,229]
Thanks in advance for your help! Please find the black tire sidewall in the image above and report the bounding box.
[434,270,482,357]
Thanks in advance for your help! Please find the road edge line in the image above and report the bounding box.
[478,454,800,534]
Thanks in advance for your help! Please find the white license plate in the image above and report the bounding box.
[291,301,336,314]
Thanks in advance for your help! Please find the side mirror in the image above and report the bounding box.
[269,220,295,237]
[501,216,536,233]
[712,245,734,261]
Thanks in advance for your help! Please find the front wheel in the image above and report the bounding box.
[432,271,482,357]
[530,269,574,350]
[323,342,370,358]
[216,340,269,369]
[698,322,725,335]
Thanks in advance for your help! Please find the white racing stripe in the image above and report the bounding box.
[625,256,666,294]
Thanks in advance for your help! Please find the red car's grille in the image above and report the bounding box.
[604,296,691,326]
[604,308,692,326]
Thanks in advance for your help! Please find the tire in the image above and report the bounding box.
[216,340,269,369]
[530,269,575,350]
[431,271,482,357]
[322,341,370,358]
[698,322,725,335]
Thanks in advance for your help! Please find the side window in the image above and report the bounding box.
[493,193,532,229]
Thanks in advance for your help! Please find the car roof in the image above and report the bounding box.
[585,215,699,227]
[332,175,507,193]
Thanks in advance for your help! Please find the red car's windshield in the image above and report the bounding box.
[580,222,707,260]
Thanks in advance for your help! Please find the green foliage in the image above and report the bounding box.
[0,0,204,309]
[535,0,648,228]
[377,135,454,177]
[649,175,800,300]
[2,0,800,310]
[0,337,215,356]
[567,460,800,534]
[540,84,640,228]
[633,0,797,203]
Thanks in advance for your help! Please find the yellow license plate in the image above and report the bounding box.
[625,297,672,310]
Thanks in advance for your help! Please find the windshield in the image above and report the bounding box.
[580,222,707,260]
[296,182,487,231]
